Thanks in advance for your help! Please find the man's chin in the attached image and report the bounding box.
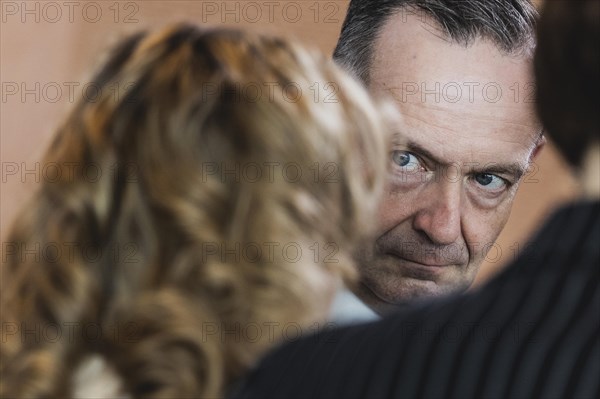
[355,278,461,316]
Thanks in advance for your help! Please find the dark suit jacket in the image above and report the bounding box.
[233,201,600,399]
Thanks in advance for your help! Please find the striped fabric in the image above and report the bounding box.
[233,201,600,399]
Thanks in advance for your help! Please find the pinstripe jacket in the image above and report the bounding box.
[233,201,600,399]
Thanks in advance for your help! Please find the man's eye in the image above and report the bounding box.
[392,151,422,171]
[474,173,506,190]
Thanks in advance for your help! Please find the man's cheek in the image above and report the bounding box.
[376,196,404,233]
[487,203,513,237]
[465,212,507,261]
[377,184,419,231]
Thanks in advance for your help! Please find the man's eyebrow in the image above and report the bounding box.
[472,163,526,180]
[401,139,526,179]
[403,140,447,166]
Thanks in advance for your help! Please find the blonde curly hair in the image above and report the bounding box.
[1,24,390,398]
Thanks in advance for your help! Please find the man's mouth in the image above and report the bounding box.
[384,252,453,280]
[384,250,453,268]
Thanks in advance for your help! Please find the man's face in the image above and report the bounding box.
[355,13,542,314]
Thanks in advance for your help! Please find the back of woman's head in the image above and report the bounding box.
[0,24,390,398]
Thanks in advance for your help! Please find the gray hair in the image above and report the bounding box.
[334,0,538,84]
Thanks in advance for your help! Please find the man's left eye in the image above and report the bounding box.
[474,173,506,190]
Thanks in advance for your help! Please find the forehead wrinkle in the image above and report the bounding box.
[398,106,524,136]
[397,101,538,131]
[397,112,536,162]
[400,109,460,135]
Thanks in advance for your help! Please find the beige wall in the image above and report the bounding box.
[0,0,578,285]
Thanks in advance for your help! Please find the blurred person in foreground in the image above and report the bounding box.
[0,24,391,398]
[233,1,600,397]
[330,0,545,318]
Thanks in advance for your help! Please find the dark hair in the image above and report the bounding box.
[535,0,600,168]
[334,0,538,83]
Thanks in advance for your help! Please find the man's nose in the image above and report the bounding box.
[412,181,462,245]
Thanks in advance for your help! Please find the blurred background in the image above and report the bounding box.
[0,0,579,286]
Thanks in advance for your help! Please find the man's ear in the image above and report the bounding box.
[530,133,547,161]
